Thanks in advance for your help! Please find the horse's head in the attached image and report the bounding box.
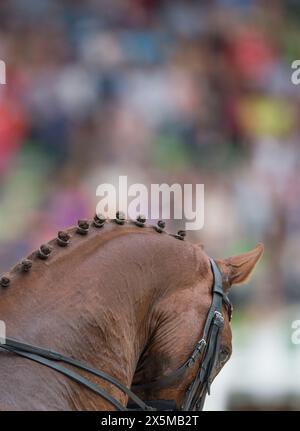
[132,243,264,410]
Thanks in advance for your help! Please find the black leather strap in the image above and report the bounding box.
[132,258,230,401]
[127,400,177,411]
[2,344,127,410]
[180,259,225,411]
[1,338,155,411]
[181,311,224,410]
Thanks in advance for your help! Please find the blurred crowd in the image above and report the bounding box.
[0,0,300,309]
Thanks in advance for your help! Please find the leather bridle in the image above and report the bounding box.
[0,258,232,411]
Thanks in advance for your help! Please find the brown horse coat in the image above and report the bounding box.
[0,220,263,410]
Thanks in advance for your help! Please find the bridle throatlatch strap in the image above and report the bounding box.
[181,311,224,411]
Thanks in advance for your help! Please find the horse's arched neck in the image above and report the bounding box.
[0,224,201,409]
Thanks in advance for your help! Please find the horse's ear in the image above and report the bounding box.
[216,243,264,286]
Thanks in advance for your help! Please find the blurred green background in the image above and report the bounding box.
[0,0,300,410]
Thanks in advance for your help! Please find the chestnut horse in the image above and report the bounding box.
[0,216,263,410]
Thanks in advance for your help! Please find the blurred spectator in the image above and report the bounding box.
[0,0,299,311]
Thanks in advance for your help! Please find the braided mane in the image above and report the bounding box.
[0,213,187,289]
